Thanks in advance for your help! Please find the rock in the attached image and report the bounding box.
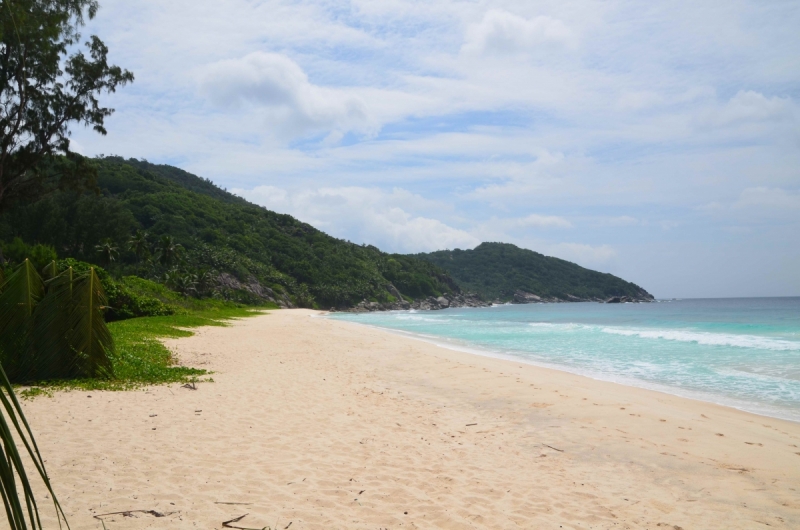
[435,296,450,308]
[387,283,404,302]
[513,290,542,304]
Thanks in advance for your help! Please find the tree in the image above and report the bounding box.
[94,237,118,266]
[155,235,182,266]
[128,229,148,260]
[0,0,134,210]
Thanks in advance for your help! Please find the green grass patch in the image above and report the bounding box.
[19,306,272,397]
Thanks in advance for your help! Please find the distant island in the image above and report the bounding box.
[0,157,652,317]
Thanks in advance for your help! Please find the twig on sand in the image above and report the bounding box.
[93,509,176,520]
[181,382,197,390]
[222,514,292,530]
[215,502,253,505]
[543,444,564,452]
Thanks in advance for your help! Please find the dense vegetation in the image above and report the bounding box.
[415,242,653,302]
[0,156,459,311]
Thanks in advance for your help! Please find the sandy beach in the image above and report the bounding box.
[18,309,800,529]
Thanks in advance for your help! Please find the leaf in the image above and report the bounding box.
[0,261,44,382]
[30,268,76,381]
[65,268,114,379]
[40,261,59,281]
[0,363,69,529]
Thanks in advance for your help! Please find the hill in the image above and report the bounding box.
[413,242,653,302]
[0,157,459,310]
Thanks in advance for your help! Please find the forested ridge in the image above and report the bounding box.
[415,242,653,302]
[0,157,458,311]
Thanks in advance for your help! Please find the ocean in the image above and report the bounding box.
[330,297,800,422]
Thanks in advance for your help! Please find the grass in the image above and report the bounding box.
[18,304,275,397]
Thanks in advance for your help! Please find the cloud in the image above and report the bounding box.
[699,187,800,222]
[699,90,795,128]
[462,10,575,55]
[233,185,479,253]
[550,243,617,266]
[199,52,370,138]
[732,187,800,219]
[515,214,571,228]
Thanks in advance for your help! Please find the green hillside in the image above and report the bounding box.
[414,242,653,302]
[0,157,458,310]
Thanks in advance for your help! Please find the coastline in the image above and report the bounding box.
[327,311,800,424]
[18,309,800,529]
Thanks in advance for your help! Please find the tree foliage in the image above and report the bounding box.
[0,157,460,308]
[0,0,133,209]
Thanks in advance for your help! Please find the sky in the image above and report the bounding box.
[72,0,800,298]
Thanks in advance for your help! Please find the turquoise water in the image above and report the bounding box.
[330,298,800,422]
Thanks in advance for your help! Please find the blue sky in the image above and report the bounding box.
[73,0,800,298]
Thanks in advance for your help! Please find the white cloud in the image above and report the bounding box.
[199,52,371,138]
[699,90,795,128]
[516,214,571,228]
[699,187,800,222]
[550,243,617,266]
[462,10,575,55]
[233,185,479,253]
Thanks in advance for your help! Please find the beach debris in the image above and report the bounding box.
[543,444,564,452]
[222,513,281,529]
[93,509,176,521]
[466,423,477,426]
[215,502,253,505]
[182,382,198,390]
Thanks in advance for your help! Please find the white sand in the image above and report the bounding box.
[18,309,800,529]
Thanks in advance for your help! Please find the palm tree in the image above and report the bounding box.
[155,236,183,267]
[128,230,149,261]
[94,238,119,267]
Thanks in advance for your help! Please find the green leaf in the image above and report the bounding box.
[0,261,44,381]
[65,268,114,378]
[0,363,69,529]
[30,268,75,381]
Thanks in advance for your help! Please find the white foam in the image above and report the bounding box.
[601,327,800,351]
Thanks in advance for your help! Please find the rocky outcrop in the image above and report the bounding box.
[511,288,653,304]
[340,292,490,313]
[216,273,295,308]
[513,290,542,303]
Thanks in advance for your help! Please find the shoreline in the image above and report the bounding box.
[326,312,800,424]
[17,309,800,529]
